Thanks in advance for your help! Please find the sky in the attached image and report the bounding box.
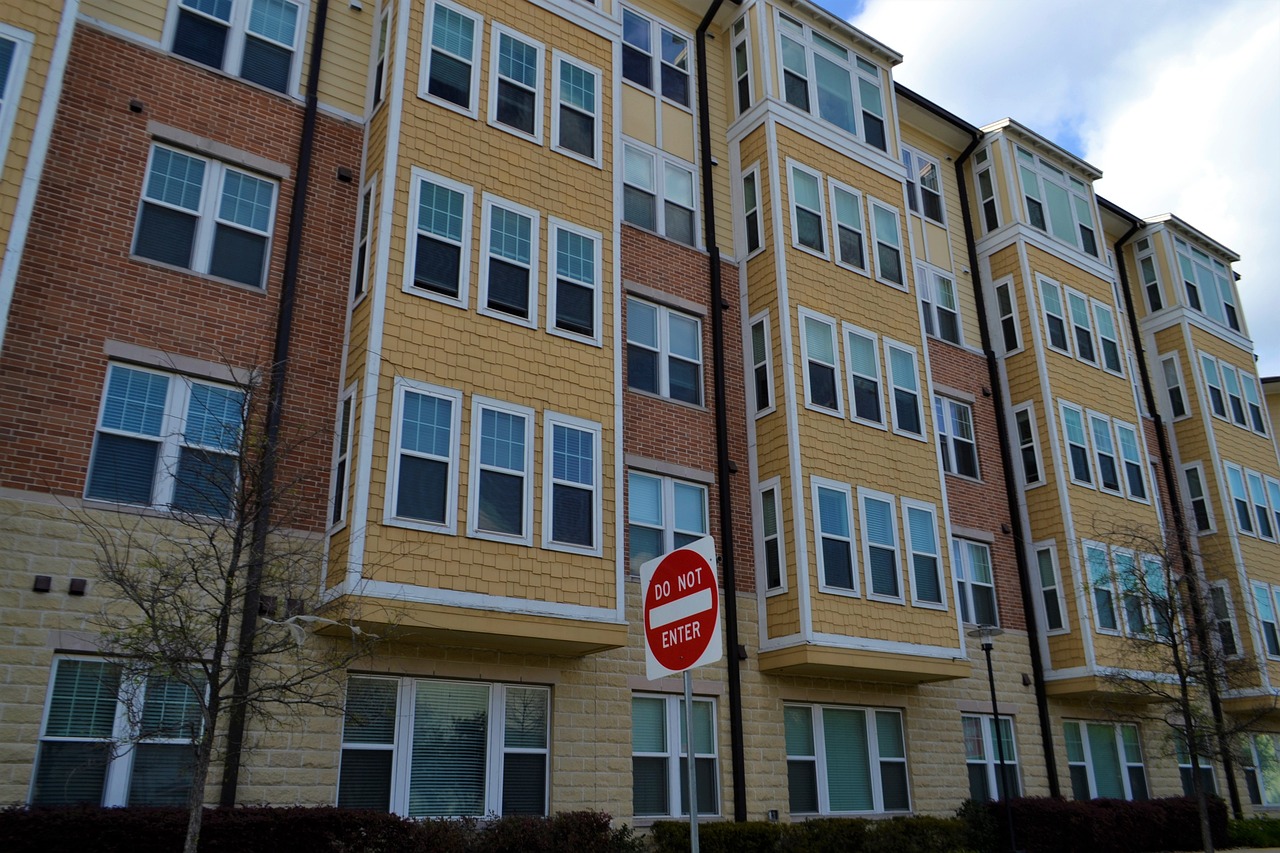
[824,0,1280,373]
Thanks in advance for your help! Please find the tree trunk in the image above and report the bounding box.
[1198,788,1214,853]
[183,734,217,853]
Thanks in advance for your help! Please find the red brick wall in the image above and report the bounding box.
[0,26,362,531]
[927,339,1026,631]
[620,224,755,593]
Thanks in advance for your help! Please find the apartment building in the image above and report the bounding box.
[1,0,1278,826]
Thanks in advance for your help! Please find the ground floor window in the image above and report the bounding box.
[1063,721,1147,800]
[1245,733,1280,805]
[784,703,909,815]
[962,714,1019,800]
[631,694,718,817]
[338,676,550,816]
[31,657,202,807]
[1175,737,1217,796]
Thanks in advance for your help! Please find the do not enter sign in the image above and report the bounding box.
[641,536,723,680]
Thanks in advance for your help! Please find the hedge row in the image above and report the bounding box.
[1231,815,1280,847]
[648,815,973,853]
[0,807,641,853]
[976,796,1227,853]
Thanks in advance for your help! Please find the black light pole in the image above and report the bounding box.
[971,624,1019,853]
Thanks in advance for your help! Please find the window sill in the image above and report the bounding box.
[944,470,983,485]
[129,255,268,295]
[626,386,708,413]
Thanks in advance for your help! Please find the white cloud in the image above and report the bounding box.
[845,0,1280,370]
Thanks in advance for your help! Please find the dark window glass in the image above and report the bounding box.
[808,363,837,410]
[496,81,535,134]
[209,225,267,286]
[559,109,593,157]
[552,483,593,546]
[555,280,594,336]
[414,236,461,296]
[396,456,448,523]
[487,260,529,318]
[172,449,237,515]
[86,434,159,505]
[428,52,471,107]
[172,11,228,69]
[134,205,197,269]
[241,37,291,92]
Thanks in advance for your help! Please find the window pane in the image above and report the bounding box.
[135,204,198,268]
[409,681,488,817]
[397,456,448,522]
[87,433,160,505]
[128,743,196,806]
[1087,724,1124,798]
[823,708,872,811]
[502,752,547,815]
[338,749,392,810]
[30,741,110,806]
[209,224,268,286]
[344,677,397,744]
[552,484,592,546]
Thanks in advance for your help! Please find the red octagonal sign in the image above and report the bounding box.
[642,536,722,680]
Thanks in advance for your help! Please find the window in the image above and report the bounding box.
[552,55,600,163]
[543,413,600,553]
[1114,551,1144,635]
[1246,734,1280,806]
[1013,405,1043,487]
[813,479,856,592]
[1226,463,1253,536]
[1222,364,1248,427]
[623,143,696,245]
[489,26,543,140]
[885,341,922,438]
[1092,302,1122,374]
[788,163,826,255]
[902,147,943,224]
[407,170,471,304]
[974,149,999,233]
[904,500,942,607]
[1268,478,1280,541]
[370,6,389,107]
[1114,423,1146,501]
[1064,722,1148,800]
[627,472,708,573]
[829,180,866,271]
[919,267,961,344]
[955,540,996,626]
[935,397,978,478]
[1135,238,1163,312]
[1067,290,1096,365]
[1249,470,1274,540]
[760,481,784,591]
[1088,413,1120,495]
[1252,582,1280,658]
[1183,463,1213,532]
[1243,374,1267,434]
[1035,545,1066,632]
[548,219,600,341]
[467,399,533,542]
[627,298,702,405]
[338,676,549,816]
[622,8,690,107]
[351,177,376,299]
[1015,147,1098,257]
[134,144,277,288]
[1085,542,1118,633]
[1060,403,1092,486]
[423,1,482,114]
[774,13,886,150]
[1175,237,1240,332]
[31,658,202,807]
[800,310,841,414]
[860,489,900,601]
[388,381,460,530]
[1160,355,1187,419]
[0,28,32,175]
[741,168,762,255]
[1209,581,1238,657]
[632,694,717,817]
[330,387,356,527]
[170,0,303,93]
[750,312,773,415]
[86,364,245,515]
[844,326,883,427]
[479,195,538,324]
[1200,354,1226,418]
[963,715,1019,801]
[1039,278,1070,354]
[869,199,904,287]
[785,704,909,814]
[731,16,751,114]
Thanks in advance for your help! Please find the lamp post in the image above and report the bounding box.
[969,624,1019,853]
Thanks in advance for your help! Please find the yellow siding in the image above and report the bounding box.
[622,87,657,147]
[81,0,164,43]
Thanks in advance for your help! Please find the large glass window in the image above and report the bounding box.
[1246,734,1280,806]
[1175,237,1240,332]
[861,490,899,600]
[489,26,542,139]
[801,311,841,414]
[468,400,532,541]
[622,9,691,108]
[424,1,481,112]
[480,196,537,323]
[886,341,922,437]
[963,714,1019,801]
[549,220,599,340]
[632,694,717,817]
[902,147,943,224]
[623,143,696,246]
[628,472,708,573]
[1063,721,1148,801]
[170,0,303,93]
[785,704,909,815]
[788,163,825,254]
[1016,147,1098,257]
[390,382,459,529]
[935,397,977,478]
[813,479,855,592]
[627,298,702,405]
[955,539,996,626]
[544,414,599,552]
[554,56,599,162]
[408,171,470,302]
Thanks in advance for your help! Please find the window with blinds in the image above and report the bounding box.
[785,703,909,815]
[1063,721,1147,801]
[631,694,717,818]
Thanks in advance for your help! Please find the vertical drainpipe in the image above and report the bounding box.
[954,136,1061,798]
[695,0,748,822]
[1111,222,1242,818]
[219,0,332,806]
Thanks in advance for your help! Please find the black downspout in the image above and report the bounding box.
[955,138,1061,798]
[1112,225,1242,818]
[219,0,331,806]
[696,0,747,822]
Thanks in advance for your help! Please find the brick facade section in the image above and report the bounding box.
[620,224,755,594]
[927,338,1027,631]
[0,26,361,531]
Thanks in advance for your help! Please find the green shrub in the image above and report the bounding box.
[649,816,971,853]
[1230,815,1280,847]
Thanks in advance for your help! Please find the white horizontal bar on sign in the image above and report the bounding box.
[649,589,713,629]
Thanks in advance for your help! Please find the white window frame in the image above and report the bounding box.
[466,397,535,544]
[962,713,1020,801]
[1038,276,1071,356]
[884,339,925,441]
[404,167,473,308]
[799,308,843,417]
[1066,288,1097,367]
[1252,581,1280,659]
[1084,540,1120,635]
[328,383,357,531]
[784,703,910,815]
[1221,363,1249,428]
[1087,411,1122,496]
[812,476,858,596]
[1091,300,1123,376]
[1059,401,1094,488]
[749,310,775,417]
[902,498,944,609]
[1015,146,1099,258]
[1012,403,1043,488]
[1175,236,1241,333]
[1267,477,1280,543]
[623,139,698,247]
[477,193,540,328]
[385,378,462,533]
[843,323,884,429]
[859,486,902,603]
[730,14,752,116]
[740,164,763,258]
[542,410,602,556]
[0,25,34,178]
[918,265,962,346]
[1064,721,1148,800]
[787,160,828,258]
[420,0,484,117]
[868,197,905,289]
[1209,580,1240,659]
[974,148,999,234]
[369,4,390,110]
[759,477,786,594]
[1034,542,1068,635]
[1243,372,1267,435]
[1160,354,1188,421]
[1114,420,1148,503]
[1247,469,1275,542]
[164,0,308,95]
[1200,352,1227,420]
[546,217,602,345]
[620,8,694,111]
[487,23,544,143]
[627,470,708,574]
[631,693,719,818]
[1135,237,1163,312]
[626,297,704,406]
[935,396,978,480]
[551,52,602,167]
[1246,734,1280,806]
[954,539,997,627]
[1225,462,1254,537]
[1182,462,1215,534]
[351,174,377,304]
[828,178,867,274]
[902,145,944,225]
